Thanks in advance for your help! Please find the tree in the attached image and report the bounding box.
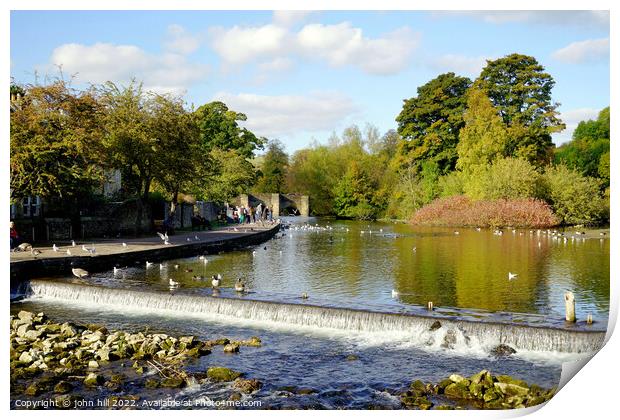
[147,93,211,216]
[254,139,288,193]
[554,107,610,180]
[332,161,377,220]
[395,72,472,173]
[456,87,510,171]
[10,81,105,201]
[541,164,607,225]
[462,157,541,200]
[194,101,265,159]
[199,148,257,203]
[475,54,564,165]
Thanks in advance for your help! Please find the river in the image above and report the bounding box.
[11,217,610,409]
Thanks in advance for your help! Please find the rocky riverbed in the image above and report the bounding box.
[10,311,262,409]
[10,310,556,410]
[399,370,555,409]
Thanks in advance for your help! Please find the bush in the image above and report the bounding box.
[410,195,559,228]
[462,158,541,200]
[438,171,464,197]
[541,164,607,225]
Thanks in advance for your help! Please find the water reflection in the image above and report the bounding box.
[68,217,609,323]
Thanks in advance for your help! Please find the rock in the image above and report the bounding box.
[494,382,529,397]
[84,372,104,387]
[442,330,458,349]
[483,389,501,402]
[448,374,468,385]
[437,378,453,392]
[60,323,78,337]
[19,351,34,364]
[54,381,74,394]
[145,378,160,388]
[410,380,427,394]
[429,321,442,331]
[444,383,471,400]
[160,377,185,388]
[243,336,262,347]
[18,311,35,322]
[491,344,516,357]
[345,354,359,361]
[297,388,318,395]
[223,343,240,353]
[24,383,42,396]
[233,378,262,393]
[229,392,242,401]
[496,375,528,388]
[207,366,242,382]
[88,360,100,369]
[16,324,33,338]
[213,338,230,346]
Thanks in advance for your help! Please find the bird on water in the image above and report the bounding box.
[212,274,222,288]
[508,272,518,280]
[235,278,245,292]
[169,278,179,287]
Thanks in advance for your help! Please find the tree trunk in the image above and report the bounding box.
[134,177,151,235]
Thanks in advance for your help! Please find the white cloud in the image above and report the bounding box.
[209,24,289,65]
[553,108,601,145]
[551,38,609,64]
[209,21,418,75]
[437,11,609,30]
[212,91,358,138]
[297,23,417,75]
[272,11,314,27]
[431,54,490,76]
[49,42,208,94]
[164,24,201,55]
[258,57,294,73]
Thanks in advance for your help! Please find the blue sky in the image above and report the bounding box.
[10,10,610,153]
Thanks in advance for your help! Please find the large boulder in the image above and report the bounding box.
[491,344,516,357]
[233,378,262,393]
[207,367,242,382]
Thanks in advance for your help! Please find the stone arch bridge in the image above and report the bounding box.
[236,193,309,216]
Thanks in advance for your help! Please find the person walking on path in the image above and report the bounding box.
[10,221,20,250]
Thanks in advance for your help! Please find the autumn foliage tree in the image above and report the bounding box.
[10,81,106,202]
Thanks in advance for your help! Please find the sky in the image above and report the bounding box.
[10,10,610,153]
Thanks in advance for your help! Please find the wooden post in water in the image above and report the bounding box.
[427,301,433,311]
[564,291,576,322]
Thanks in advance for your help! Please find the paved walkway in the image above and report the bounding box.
[10,223,280,262]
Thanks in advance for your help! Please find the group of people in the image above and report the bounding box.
[230,203,273,225]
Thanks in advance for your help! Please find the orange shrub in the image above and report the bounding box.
[410,195,559,228]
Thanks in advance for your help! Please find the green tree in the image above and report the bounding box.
[255,139,289,193]
[554,107,610,181]
[395,72,472,173]
[456,87,510,171]
[194,101,265,158]
[147,93,211,216]
[200,148,257,203]
[475,54,564,165]
[541,164,607,225]
[10,81,105,201]
[462,158,541,200]
[332,161,377,220]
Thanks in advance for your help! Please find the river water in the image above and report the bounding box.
[12,217,610,409]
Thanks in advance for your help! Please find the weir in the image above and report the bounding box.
[26,280,606,355]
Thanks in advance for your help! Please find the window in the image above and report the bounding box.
[22,196,41,217]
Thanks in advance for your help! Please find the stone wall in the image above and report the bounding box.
[195,201,220,221]
[164,203,193,228]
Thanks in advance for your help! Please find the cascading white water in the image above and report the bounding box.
[27,280,605,355]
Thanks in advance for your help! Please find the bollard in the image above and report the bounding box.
[564,291,576,322]
[586,314,593,325]
[427,301,434,311]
